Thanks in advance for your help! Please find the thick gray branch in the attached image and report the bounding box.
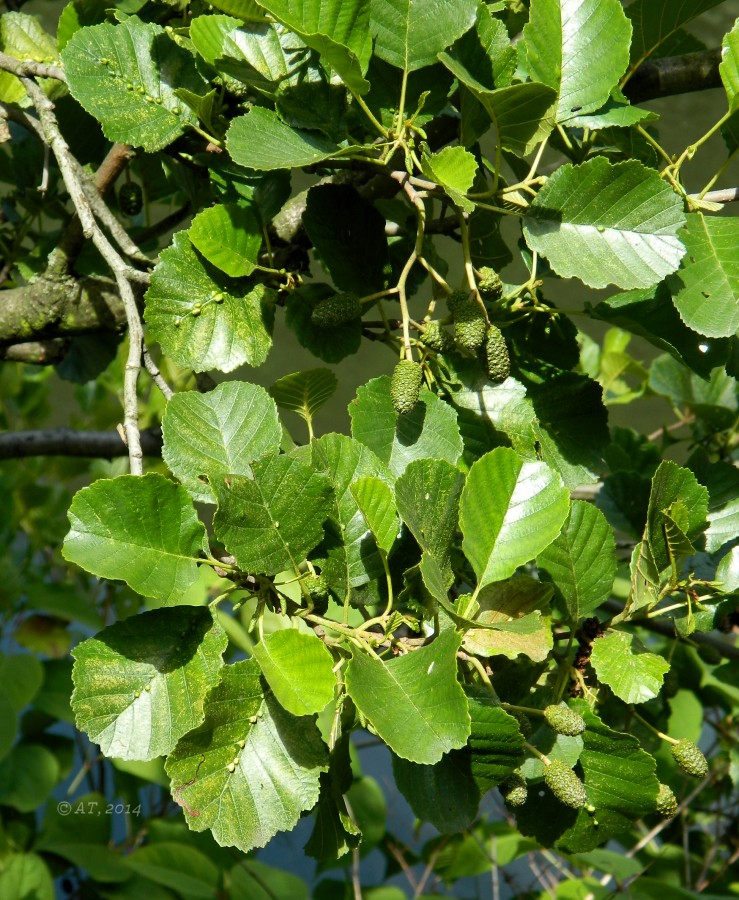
[0,427,162,460]
[625,48,723,103]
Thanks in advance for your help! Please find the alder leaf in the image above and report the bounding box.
[251,630,336,716]
[645,461,709,575]
[626,0,726,71]
[395,458,464,563]
[524,0,631,123]
[63,474,205,605]
[188,203,263,278]
[668,213,739,338]
[162,382,282,504]
[523,158,686,289]
[720,18,739,112]
[438,3,516,92]
[420,145,477,213]
[345,629,470,764]
[350,476,399,555]
[72,607,227,760]
[62,20,203,151]
[269,369,338,432]
[590,631,669,703]
[212,456,332,575]
[460,448,570,589]
[165,659,328,853]
[145,231,275,373]
[470,82,557,156]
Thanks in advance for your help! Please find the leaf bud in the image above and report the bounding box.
[544,704,586,737]
[311,292,363,328]
[544,760,588,809]
[390,359,423,415]
[671,739,708,778]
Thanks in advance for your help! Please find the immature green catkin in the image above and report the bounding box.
[544,760,588,809]
[446,289,469,316]
[421,320,454,352]
[454,302,487,351]
[543,704,586,737]
[499,773,528,807]
[390,359,423,415]
[477,266,503,301]
[483,325,510,383]
[671,739,708,778]
[655,783,678,818]
[311,292,363,328]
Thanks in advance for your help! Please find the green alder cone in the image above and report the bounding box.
[311,292,363,328]
[390,359,423,415]
[304,573,329,613]
[543,760,588,809]
[656,783,678,818]
[446,289,470,316]
[500,772,528,807]
[483,324,510,383]
[671,739,709,778]
[119,182,143,216]
[454,302,487,351]
[421,319,454,352]
[543,704,586,737]
[477,266,503,301]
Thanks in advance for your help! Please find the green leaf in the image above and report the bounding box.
[589,283,731,379]
[651,354,738,432]
[590,631,669,703]
[689,453,739,555]
[188,203,263,278]
[420,145,478,213]
[668,213,739,339]
[145,231,275,373]
[71,607,226,760]
[0,744,59,811]
[126,843,220,898]
[462,576,555,662]
[345,629,470,764]
[256,0,371,94]
[645,461,709,575]
[1,11,59,61]
[350,375,463,478]
[251,629,336,716]
[62,20,202,151]
[311,434,391,602]
[537,501,617,624]
[165,659,328,852]
[303,184,389,294]
[470,82,558,156]
[285,285,362,364]
[392,752,480,834]
[524,0,631,123]
[626,0,726,70]
[229,860,310,900]
[568,96,657,130]
[438,2,516,92]
[227,107,348,169]
[395,458,464,563]
[0,854,53,900]
[162,381,282,504]
[523,158,686,289]
[716,546,739,592]
[63,474,206,605]
[460,448,570,589]
[212,456,332,575]
[0,652,43,714]
[350,476,399,555]
[721,19,739,112]
[370,0,478,73]
[270,369,338,432]
[207,0,267,18]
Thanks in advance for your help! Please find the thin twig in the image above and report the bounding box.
[0,427,162,460]
[0,50,65,82]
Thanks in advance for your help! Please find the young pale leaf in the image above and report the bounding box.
[72,607,226,760]
[350,376,463,478]
[63,474,205,605]
[420,146,477,213]
[251,630,336,716]
[212,456,332,575]
[720,19,739,112]
[395,458,464,563]
[669,214,739,338]
[270,368,338,428]
[345,629,470,764]
[645,461,709,575]
[62,20,202,151]
[523,158,686,289]
[350,476,398,555]
[227,107,348,169]
[460,448,570,589]
[462,576,554,662]
[524,0,631,123]
[165,659,328,852]
[302,184,389,295]
[590,631,669,703]
[162,381,282,504]
[438,3,516,92]
[537,501,617,624]
[256,0,371,94]
[470,82,558,156]
[145,232,275,373]
[371,0,478,73]
[311,434,392,601]
[188,203,263,278]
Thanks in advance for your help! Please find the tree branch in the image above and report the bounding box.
[0,427,162,460]
[624,48,723,104]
